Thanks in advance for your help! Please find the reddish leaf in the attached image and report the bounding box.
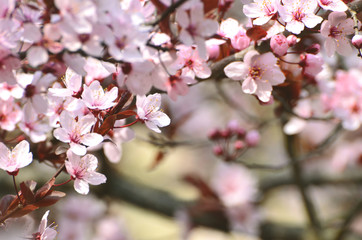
[10,204,39,218]
[20,182,35,204]
[0,195,16,215]
[35,178,55,201]
[246,26,267,42]
[115,110,137,120]
[97,115,117,136]
[34,191,66,207]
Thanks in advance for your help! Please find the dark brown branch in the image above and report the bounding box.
[285,133,325,240]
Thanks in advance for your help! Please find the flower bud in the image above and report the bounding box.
[213,145,224,156]
[287,35,298,47]
[208,129,221,140]
[270,34,288,56]
[352,35,362,49]
[234,140,245,150]
[245,130,260,147]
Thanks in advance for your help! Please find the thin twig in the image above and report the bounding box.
[149,0,189,27]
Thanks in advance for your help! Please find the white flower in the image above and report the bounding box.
[81,80,118,110]
[0,140,33,174]
[65,150,107,195]
[136,93,171,133]
[33,210,57,240]
[53,111,103,156]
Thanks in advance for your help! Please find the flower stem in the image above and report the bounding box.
[53,177,73,187]
[12,175,22,204]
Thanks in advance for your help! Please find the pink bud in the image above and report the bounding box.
[245,130,260,147]
[213,145,224,156]
[227,120,240,132]
[287,35,298,47]
[234,140,245,150]
[270,35,288,56]
[352,35,362,49]
[208,129,221,140]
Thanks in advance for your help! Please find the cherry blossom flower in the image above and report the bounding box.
[0,99,22,131]
[53,111,103,155]
[0,140,33,175]
[224,50,286,102]
[81,80,118,110]
[175,4,219,59]
[116,60,155,95]
[31,210,57,240]
[321,69,362,130]
[17,71,56,114]
[18,103,51,143]
[278,0,323,34]
[65,150,107,195]
[243,0,278,25]
[165,75,197,101]
[218,18,250,51]
[49,68,83,98]
[171,45,212,79]
[317,0,348,11]
[136,93,171,133]
[320,11,354,57]
[211,162,258,207]
[0,82,23,101]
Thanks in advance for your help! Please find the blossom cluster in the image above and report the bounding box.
[0,0,361,238]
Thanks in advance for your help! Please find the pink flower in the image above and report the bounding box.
[49,68,82,98]
[165,75,197,101]
[322,69,362,130]
[224,50,286,102]
[0,140,33,174]
[278,0,323,34]
[32,210,57,240]
[270,34,289,56]
[320,11,354,57]
[0,99,22,131]
[171,45,212,79]
[81,80,118,110]
[18,71,56,114]
[19,103,52,143]
[243,0,278,25]
[317,0,348,11]
[175,4,219,59]
[65,150,107,195]
[300,53,324,79]
[53,111,103,155]
[218,18,250,51]
[211,162,258,207]
[136,93,171,133]
[0,49,20,85]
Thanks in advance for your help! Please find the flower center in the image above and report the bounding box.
[293,8,305,21]
[329,26,342,38]
[24,84,36,98]
[249,66,262,79]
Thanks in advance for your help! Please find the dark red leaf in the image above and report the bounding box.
[246,26,267,42]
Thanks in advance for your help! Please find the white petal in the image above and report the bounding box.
[224,62,248,81]
[28,46,48,67]
[84,172,107,185]
[74,179,89,194]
